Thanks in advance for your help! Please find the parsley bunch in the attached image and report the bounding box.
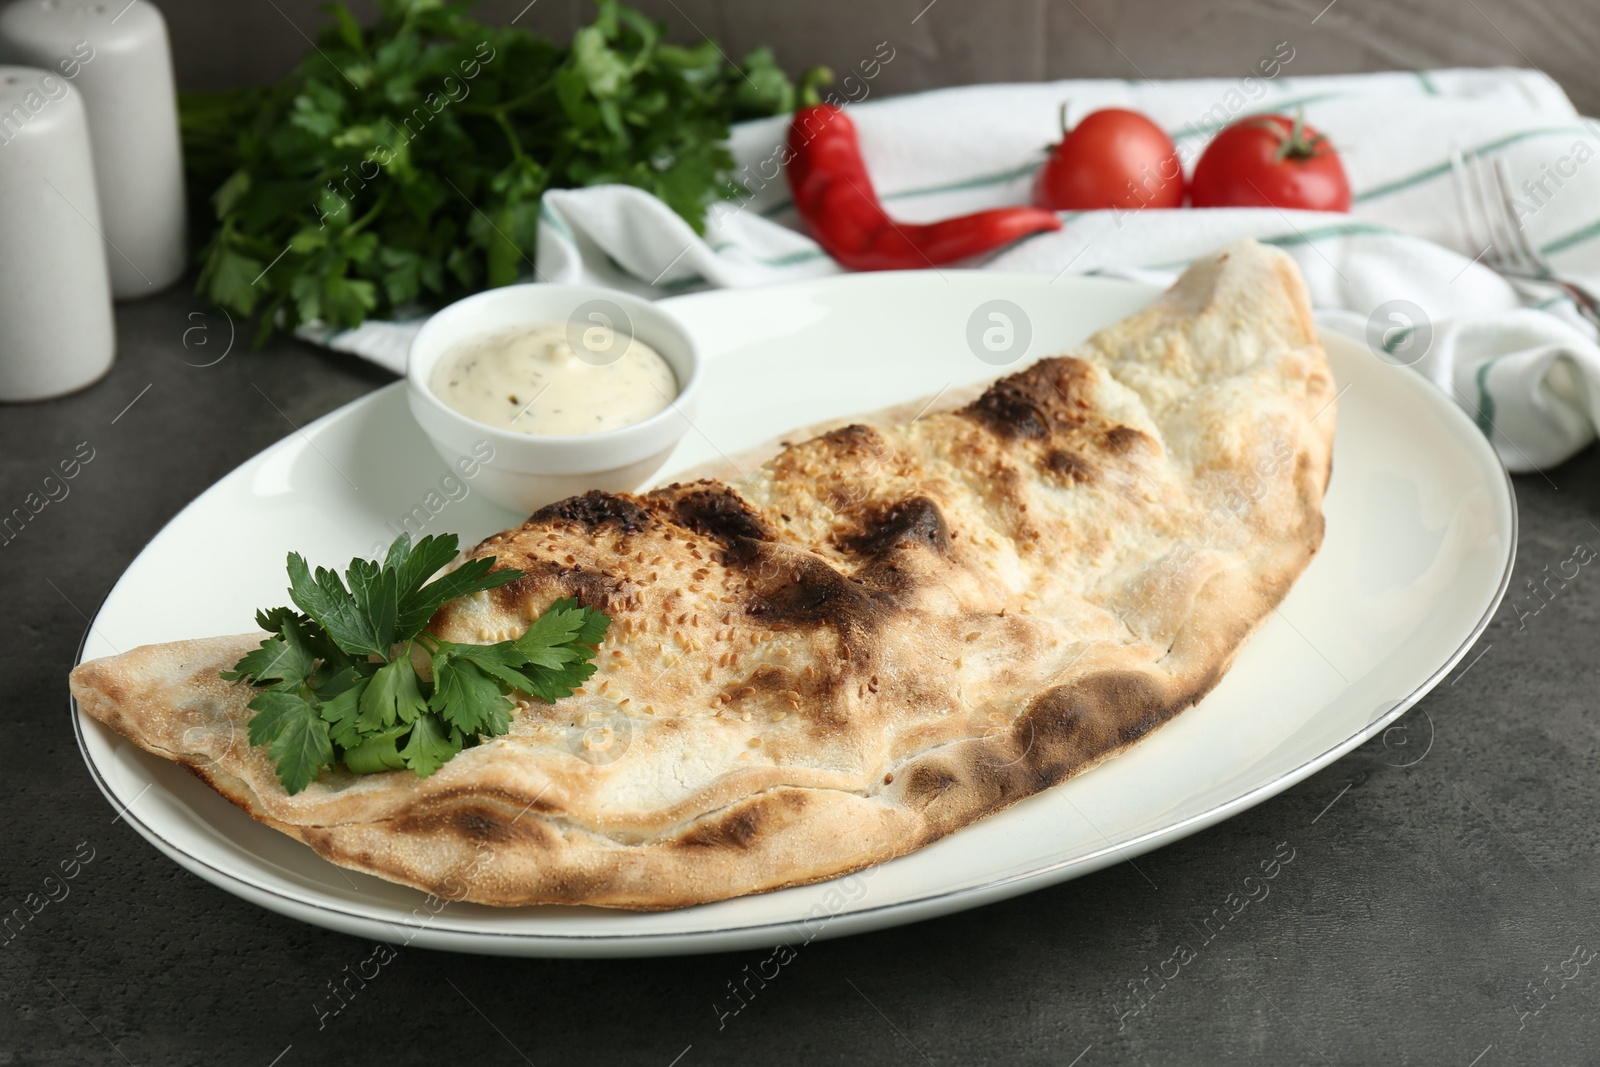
[182,0,800,342]
[224,534,609,794]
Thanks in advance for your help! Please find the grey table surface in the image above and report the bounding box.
[2,281,1597,1067]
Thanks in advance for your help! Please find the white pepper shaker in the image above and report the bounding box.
[0,0,186,298]
[0,64,115,401]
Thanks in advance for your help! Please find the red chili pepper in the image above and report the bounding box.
[787,103,1062,271]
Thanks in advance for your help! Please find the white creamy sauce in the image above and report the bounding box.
[430,322,677,436]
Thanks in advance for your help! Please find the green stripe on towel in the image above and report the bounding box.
[1166,92,1348,142]
[1353,126,1596,204]
[539,201,575,243]
[1258,221,1399,248]
[1541,216,1600,257]
[711,243,829,268]
[882,157,1046,202]
[1474,359,1499,439]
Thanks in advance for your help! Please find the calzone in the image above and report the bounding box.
[69,239,1335,909]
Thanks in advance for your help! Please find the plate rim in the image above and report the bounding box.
[69,271,1519,953]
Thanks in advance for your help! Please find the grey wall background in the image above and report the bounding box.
[163,0,1600,116]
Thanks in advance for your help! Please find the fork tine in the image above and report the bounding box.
[1478,156,1518,267]
[1453,149,1600,323]
[1491,156,1545,274]
[1466,155,1495,253]
[1449,149,1489,256]
[1471,153,1516,271]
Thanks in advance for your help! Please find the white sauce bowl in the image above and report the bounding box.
[406,284,701,516]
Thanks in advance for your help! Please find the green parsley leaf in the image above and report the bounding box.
[564,596,611,646]
[517,652,602,704]
[224,613,332,690]
[254,604,300,633]
[220,633,303,687]
[398,712,461,778]
[428,651,513,737]
[196,240,265,317]
[358,654,427,730]
[392,533,521,637]
[515,597,606,666]
[386,528,451,586]
[345,556,400,652]
[252,606,357,677]
[342,724,409,774]
[181,0,804,341]
[226,532,609,793]
[442,640,542,691]
[318,671,370,750]
[286,551,389,658]
[245,689,334,794]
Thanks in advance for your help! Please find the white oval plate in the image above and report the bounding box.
[73,272,1515,957]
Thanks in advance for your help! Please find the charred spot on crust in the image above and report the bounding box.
[902,764,958,808]
[419,786,561,816]
[389,804,521,843]
[1120,706,1170,743]
[1044,450,1095,484]
[746,663,800,693]
[961,357,1094,441]
[720,663,800,708]
[489,561,624,615]
[747,553,878,626]
[456,810,502,838]
[836,496,951,558]
[818,423,884,454]
[682,802,764,849]
[531,490,651,533]
[772,424,890,477]
[652,482,774,546]
[1104,426,1152,456]
[720,649,852,726]
[1023,671,1167,767]
[962,378,1052,440]
[739,523,945,640]
[553,566,622,612]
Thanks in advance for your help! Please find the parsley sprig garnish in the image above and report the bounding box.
[182,0,804,343]
[223,533,609,794]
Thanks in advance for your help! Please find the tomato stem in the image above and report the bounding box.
[1268,110,1328,163]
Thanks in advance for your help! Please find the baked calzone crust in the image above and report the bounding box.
[70,239,1334,909]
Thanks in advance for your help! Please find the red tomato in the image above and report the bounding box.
[1032,108,1184,212]
[1191,114,1351,212]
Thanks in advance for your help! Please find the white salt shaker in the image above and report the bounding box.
[0,0,187,298]
[0,65,115,400]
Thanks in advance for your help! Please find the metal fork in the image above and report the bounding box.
[1450,149,1600,331]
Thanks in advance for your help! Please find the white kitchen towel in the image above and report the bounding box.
[316,66,1600,473]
